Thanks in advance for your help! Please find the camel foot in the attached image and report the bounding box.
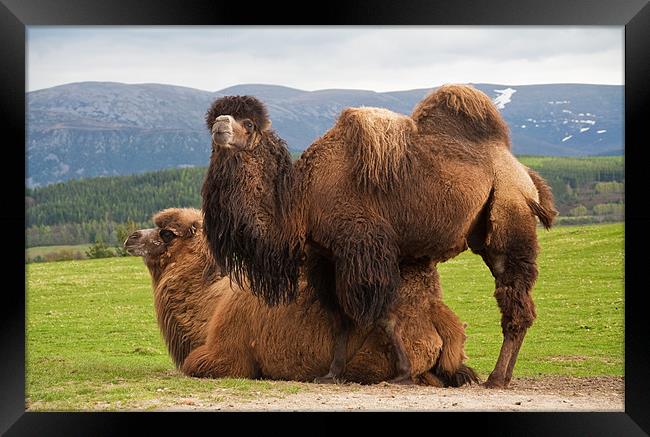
[483,373,508,389]
[313,373,344,384]
[388,374,415,385]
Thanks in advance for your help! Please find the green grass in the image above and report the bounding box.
[26,222,623,410]
[518,155,623,169]
[439,222,624,377]
[26,244,91,258]
[25,257,304,410]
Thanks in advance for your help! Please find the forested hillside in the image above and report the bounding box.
[25,156,624,247]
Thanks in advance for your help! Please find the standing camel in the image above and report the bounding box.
[201,85,557,387]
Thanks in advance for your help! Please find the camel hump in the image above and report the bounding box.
[337,106,416,193]
[412,84,510,146]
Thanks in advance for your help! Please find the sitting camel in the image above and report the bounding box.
[124,207,478,386]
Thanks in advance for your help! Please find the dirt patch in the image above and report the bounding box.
[548,355,589,362]
[140,376,624,412]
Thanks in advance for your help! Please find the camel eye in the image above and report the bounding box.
[244,120,255,132]
[159,229,176,243]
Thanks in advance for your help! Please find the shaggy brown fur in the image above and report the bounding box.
[206,95,272,133]
[126,208,478,386]
[337,107,416,193]
[412,83,511,144]
[201,84,557,388]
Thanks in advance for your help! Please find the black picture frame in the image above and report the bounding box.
[3,0,649,435]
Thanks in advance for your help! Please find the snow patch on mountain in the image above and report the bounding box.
[493,88,516,109]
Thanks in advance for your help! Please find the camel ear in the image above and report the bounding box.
[261,119,272,132]
[153,209,203,238]
[188,220,201,236]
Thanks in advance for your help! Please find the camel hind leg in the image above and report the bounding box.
[380,313,415,384]
[471,200,540,388]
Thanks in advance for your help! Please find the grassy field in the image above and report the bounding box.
[26,244,91,259]
[25,222,624,411]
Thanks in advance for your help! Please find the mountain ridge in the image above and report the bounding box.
[27,82,623,187]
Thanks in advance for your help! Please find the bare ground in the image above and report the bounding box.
[138,376,624,412]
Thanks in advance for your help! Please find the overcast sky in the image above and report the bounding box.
[27,26,624,93]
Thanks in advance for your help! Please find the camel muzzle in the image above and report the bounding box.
[124,229,156,256]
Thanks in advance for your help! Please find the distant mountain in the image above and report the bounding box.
[27,81,623,187]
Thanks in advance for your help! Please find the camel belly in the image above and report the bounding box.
[398,229,470,262]
[391,174,491,261]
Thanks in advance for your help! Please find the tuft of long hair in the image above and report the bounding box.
[154,283,196,368]
[333,221,401,326]
[336,106,415,194]
[412,84,511,145]
[205,95,271,132]
[201,127,302,306]
[526,168,558,229]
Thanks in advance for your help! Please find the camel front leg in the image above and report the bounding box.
[305,250,351,384]
[313,313,351,384]
[380,314,415,384]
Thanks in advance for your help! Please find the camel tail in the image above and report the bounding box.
[337,106,416,193]
[412,84,511,146]
[526,168,558,230]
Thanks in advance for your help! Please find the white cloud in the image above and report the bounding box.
[27,26,624,92]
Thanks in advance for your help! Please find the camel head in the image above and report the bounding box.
[205,95,272,151]
[124,208,203,277]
